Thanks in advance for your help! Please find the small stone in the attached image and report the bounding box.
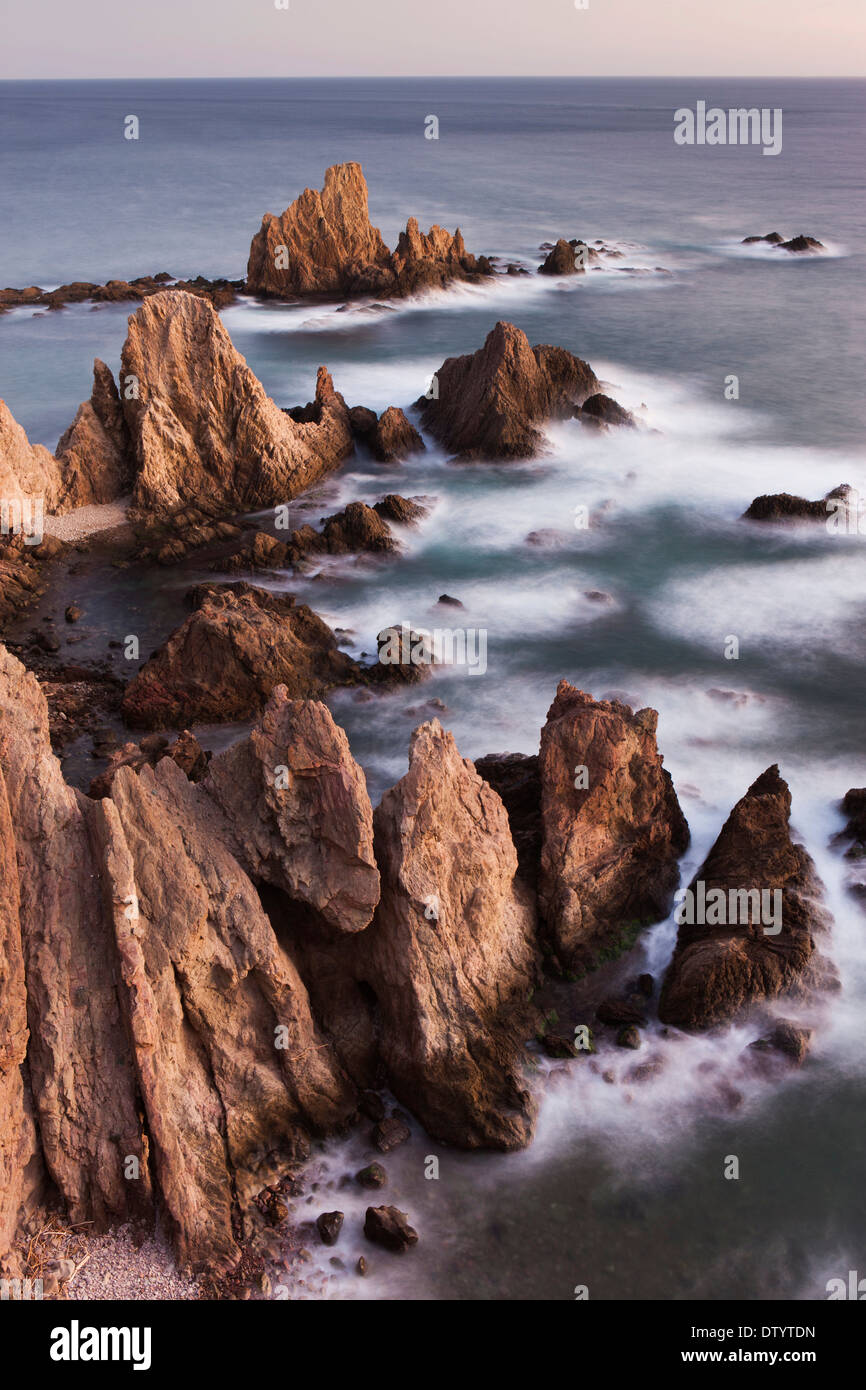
[65,604,82,622]
[372,1114,410,1153]
[616,1026,642,1050]
[356,1161,387,1190]
[316,1211,344,1246]
[357,1257,368,1277]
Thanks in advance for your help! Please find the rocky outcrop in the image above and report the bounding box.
[120,292,354,518]
[537,682,689,970]
[538,239,584,275]
[742,232,825,253]
[203,689,379,934]
[373,494,428,525]
[0,646,153,1235]
[369,407,425,463]
[659,766,832,1029]
[0,273,243,316]
[743,484,850,523]
[0,399,64,514]
[354,720,539,1149]
[833,787,866,901]
[414,321,600,459]
[0,649,375,1275]
[122,582,361,729]
[246,162,491,300]
[0,763,42,1272]
[88,730,209,800]
[54,360,134,508]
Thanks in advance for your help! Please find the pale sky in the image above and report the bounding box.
[0,0,863,79]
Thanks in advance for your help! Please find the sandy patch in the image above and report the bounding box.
[43,497,132,543]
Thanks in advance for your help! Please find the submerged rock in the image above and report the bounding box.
[576,393,636,429]
[659,766,834,1029]
[743,484,851,523]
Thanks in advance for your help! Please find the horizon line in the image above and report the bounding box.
[1,73,865,83]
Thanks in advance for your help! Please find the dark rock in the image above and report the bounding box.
[743,483,851,524]
[748,1018,812,1067]
[474,752,542,884]
[316,1211,344,1246]
[363,1205,419,1253]
[371,407,425,463]
[597,998,648,1028]
[356,1162,388,1190]
[617,1026,642,1049]
[372,1115,410,1153]
[372,494,428,526]
[659,766,834,1029]
[576,393,635,428]
[540,1033,578,1059]
[436,593,463,607]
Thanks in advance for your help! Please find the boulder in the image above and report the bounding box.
[659,766,833,1029]
[353,720,539,1149]
[538,238,583,275]
[414,321,600,459]
[364,1205,418,1253]
[576,393,635,428]
[320,501,397,555]
[537,682,689,970]
[370,406,425,463]
[121,582,361,728]
[246,162,491,300]
[372,494,428,526]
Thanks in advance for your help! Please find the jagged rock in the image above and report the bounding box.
[113,291,354,518]
[743,484,851,523]
[353,720,539,1149]
[540,1033,578,1059]
[0,399,64,513]
[0,646,153,1234]
[246,162,491,300]
[0,763,43,1263]
[537,682,689,970]
[576,393,636,429]
[835,788,866,900]
[348,405,378,438]
[538,239,584,275]
[203,687,379,935]
[370,406,425,463]
[367,623,434,685]
[474,752,542,884]
[363,1205,418,1253]
[320,501,396,554]
[779,235,824,253]
[87,730,210,800]
[659,766,833,1029]
[742,232,785,245]
[0,273,242,316]
[54,359,134,508]
[414,321,600,459]
[121,582,361,729]
[372,494,428,526]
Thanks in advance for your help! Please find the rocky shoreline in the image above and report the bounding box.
[0,161,850,1301]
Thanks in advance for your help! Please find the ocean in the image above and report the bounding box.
[2,76,865,1300]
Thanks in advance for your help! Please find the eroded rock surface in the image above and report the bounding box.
[659,766,833,1029]
[121,582,361,729]
[246,162,491,300]
[415,321,600,459]
[537,681,689,970]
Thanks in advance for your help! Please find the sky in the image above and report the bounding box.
[0,0,863,79]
